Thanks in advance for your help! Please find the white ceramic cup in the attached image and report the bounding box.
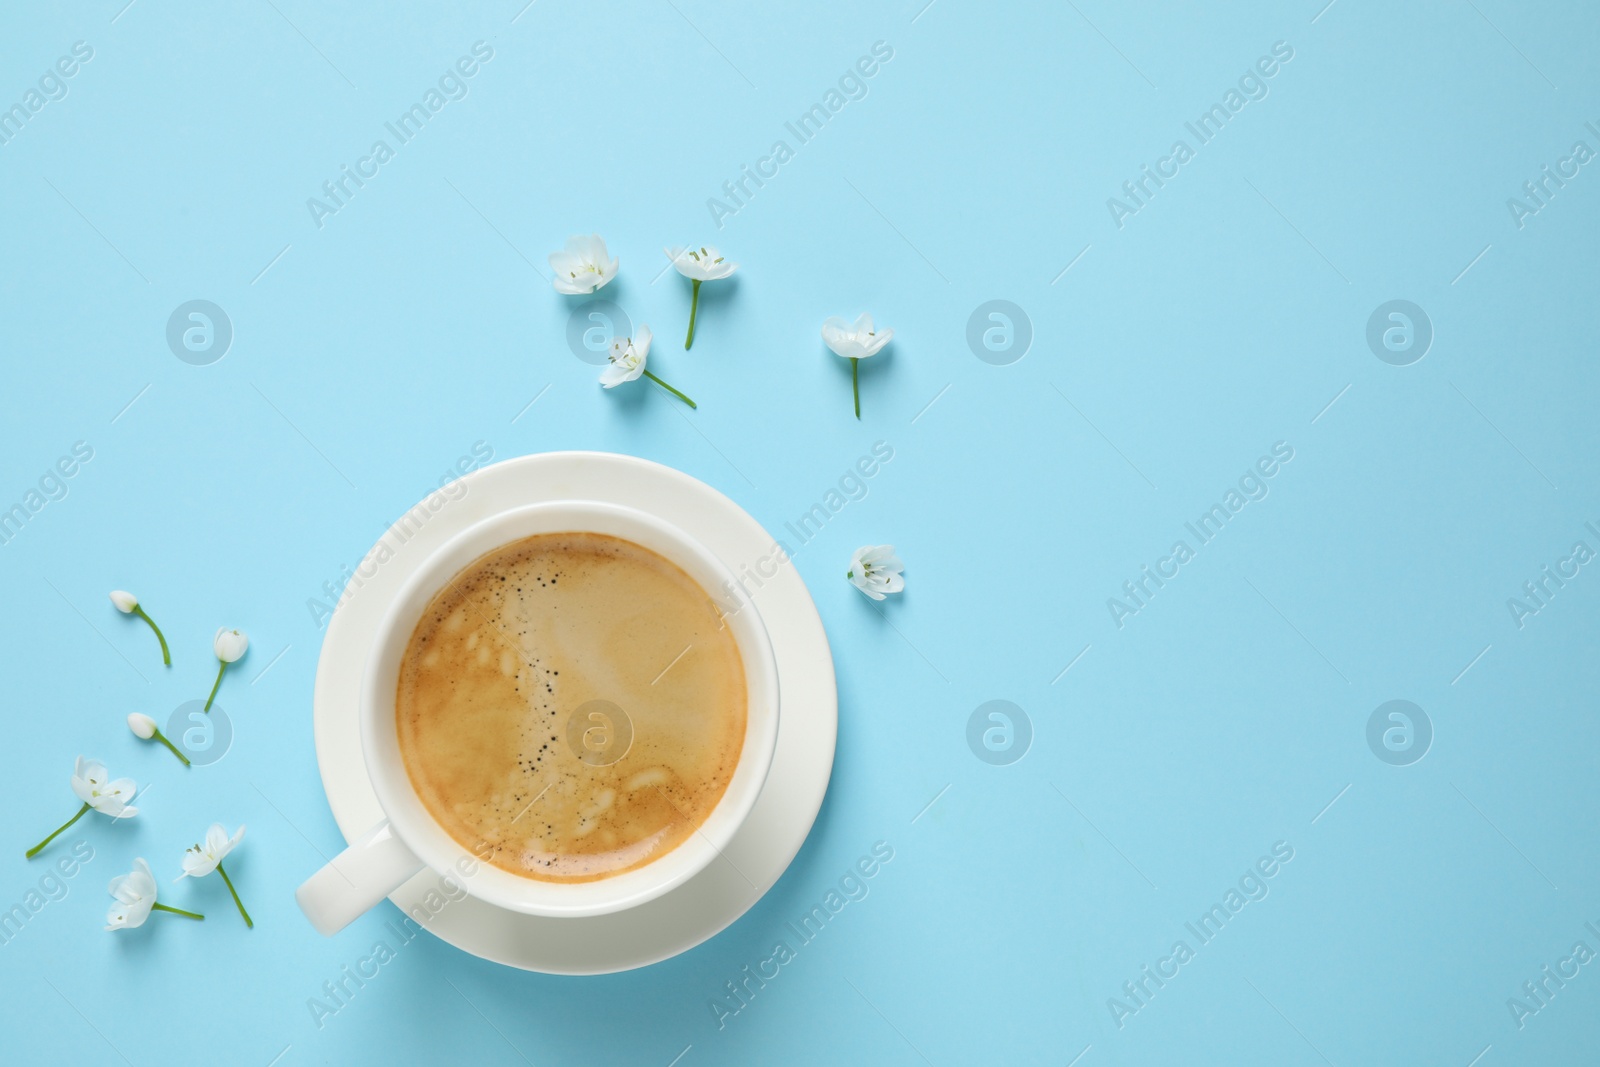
[295,501,780,936]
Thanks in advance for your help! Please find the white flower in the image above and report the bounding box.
[26,758,139,858]
[847,545,905,601]
[71,757,139,818]
[213,628,248,663]
[180,823,245,879]
[822,313,893,360]
[668,246,737,350]
[105,859,158,930]
[601,325,652,389]
[597,326,698,408]
[180,824,252,928]
[109,590,138,612]
[823,314,893,420]
[667,245,737,282]
[106,857,203,930]
[548,234,618,295]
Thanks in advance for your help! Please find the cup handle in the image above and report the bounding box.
[295,819,425,936]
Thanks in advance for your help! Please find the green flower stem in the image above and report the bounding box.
[852,358,861,420]
[132,605,170,666]
[26,802,90,858]
[643,369,697,409]
[153,728,191,767]
[203,659,228,712]
[152,902,205,920]
[685,279,701,349]
[217,861,253,928]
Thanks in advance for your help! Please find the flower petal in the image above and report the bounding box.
[131,858,155,888]
[821,318,852,358]
[568,234,607,261]
[599,356,646,388]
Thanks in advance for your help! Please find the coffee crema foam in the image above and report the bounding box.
[396,532,746,883]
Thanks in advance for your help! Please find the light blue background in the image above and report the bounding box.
[2,0,1597,1064]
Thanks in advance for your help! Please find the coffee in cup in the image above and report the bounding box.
[395,532,747,883]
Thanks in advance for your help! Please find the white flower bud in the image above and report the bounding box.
[127,713,157,739]
[213,627,249,663]
[110,590,139,613]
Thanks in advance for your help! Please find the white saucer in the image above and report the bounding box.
[310,451,837,974]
